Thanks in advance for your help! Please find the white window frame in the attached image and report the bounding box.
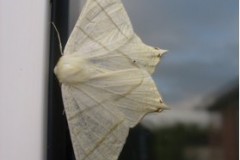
[0,0,49,159]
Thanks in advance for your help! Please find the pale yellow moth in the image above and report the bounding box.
[54,0,168,160]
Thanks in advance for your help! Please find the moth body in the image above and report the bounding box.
[54,54,91,84]
[53,0,168,160]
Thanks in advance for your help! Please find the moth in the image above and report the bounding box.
[54,0,168,160]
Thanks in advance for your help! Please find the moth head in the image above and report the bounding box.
[54,54,89,84]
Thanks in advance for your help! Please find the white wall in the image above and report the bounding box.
[0,0,49,160]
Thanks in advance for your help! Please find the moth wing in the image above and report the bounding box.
[62,84,128,160]
[118,35,167,74]
[84,68,166,127]
[62,68,166,160]
[64,0,167,74]
[64,0,134,56]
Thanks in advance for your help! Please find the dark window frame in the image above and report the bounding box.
[47,0,74,160]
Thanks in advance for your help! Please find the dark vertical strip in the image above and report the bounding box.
[119,125,153,160]
[47,0,74,160]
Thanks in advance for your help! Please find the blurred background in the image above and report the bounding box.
[68,0,239,160]
[0,0,237,160]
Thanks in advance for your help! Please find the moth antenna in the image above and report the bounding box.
[51,22,63,55]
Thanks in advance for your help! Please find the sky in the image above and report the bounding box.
[70,0,238,128]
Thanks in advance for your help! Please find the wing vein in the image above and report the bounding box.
[72,85,121,119]
[82,120,125,160]
[75,26,110,51]
[93,0,129,39]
